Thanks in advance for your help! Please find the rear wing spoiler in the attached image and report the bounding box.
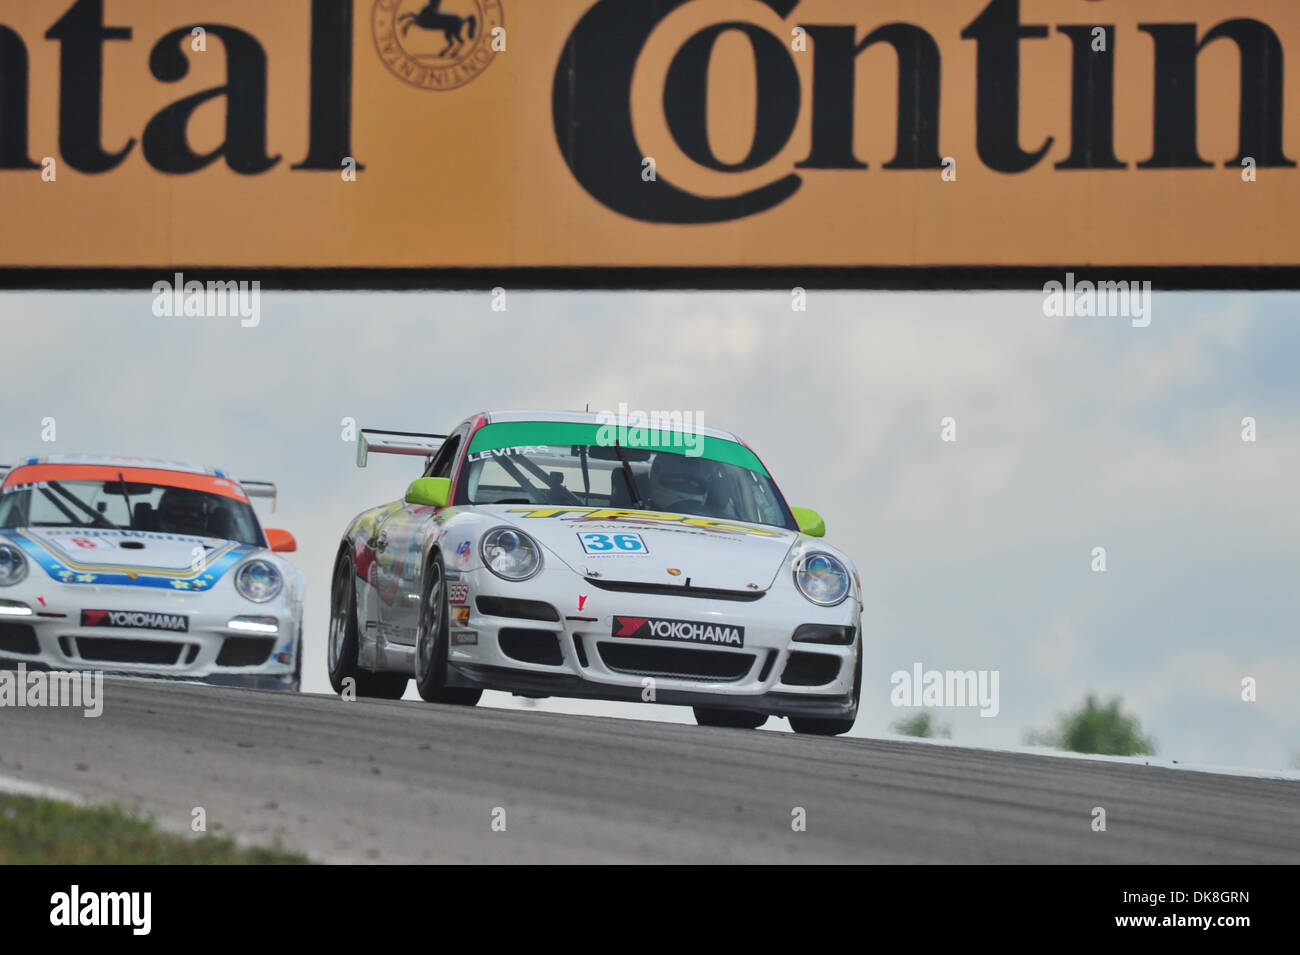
[239,481,278,512]
[357,430,446,469]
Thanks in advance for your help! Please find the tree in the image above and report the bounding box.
[892,711,951,739]
[1027,693,1156,756]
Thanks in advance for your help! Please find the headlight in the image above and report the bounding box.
[793,552,850,607]
[235,559,283,603]
[0,542,27,587]
[480,527,542,581]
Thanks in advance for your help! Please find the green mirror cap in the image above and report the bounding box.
[791,507,825,538]
[405,477,451,508]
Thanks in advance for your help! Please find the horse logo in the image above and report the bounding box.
[398,1,477,57]
[372,0,503,92]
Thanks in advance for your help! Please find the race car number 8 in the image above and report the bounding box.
[578,533,648,556]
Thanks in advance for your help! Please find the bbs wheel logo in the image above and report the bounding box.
[372,0,504,91]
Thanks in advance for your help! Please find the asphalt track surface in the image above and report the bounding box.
[3,679,1298,863]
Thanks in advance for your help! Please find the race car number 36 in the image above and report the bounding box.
[578,532,649,556]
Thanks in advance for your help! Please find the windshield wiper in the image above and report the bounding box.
[117,472,134,529]
[612,440,645,509]
[578,445,591,506]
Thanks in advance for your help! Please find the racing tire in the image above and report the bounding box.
[289,618,303,693]
[328,550,409,700]
[414,553,482,706]
[789,641,862,737]
[693,707,768,729]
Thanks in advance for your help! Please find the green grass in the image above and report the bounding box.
[0,793,310,864]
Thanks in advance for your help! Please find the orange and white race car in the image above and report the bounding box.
[0,456,303,691]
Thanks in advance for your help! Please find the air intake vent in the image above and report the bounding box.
[216,637,275,667]
[498,629,564,666]
[0,623,39,655]
[475,596,561,622]
[781,652,841,687]
[77,638,182,665]
[597,643,754,682]
[584,579,763,602]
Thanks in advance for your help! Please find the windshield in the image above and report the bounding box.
[0,479,264,545]
[460,441,795,530]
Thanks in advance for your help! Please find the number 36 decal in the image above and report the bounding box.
[578,533,649,556]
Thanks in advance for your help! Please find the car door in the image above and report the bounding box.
[374,428,465,647]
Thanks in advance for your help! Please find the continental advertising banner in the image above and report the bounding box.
[0,0,1296,275]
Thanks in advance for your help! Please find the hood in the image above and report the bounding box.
[488,505,799,592]
[8,527,257,592]
[23,528,235,569]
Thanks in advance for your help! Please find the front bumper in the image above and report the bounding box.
[0,592,300,689]
[441,569,860,718]
[447,663,857,717]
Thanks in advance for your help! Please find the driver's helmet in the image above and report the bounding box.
[647,452,718,512]
[156,487,210,537]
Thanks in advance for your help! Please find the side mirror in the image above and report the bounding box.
[790,507,825,538]
[405,477,451,509]
[265,528,298,553]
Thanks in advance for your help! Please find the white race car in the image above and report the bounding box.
[0,456,304,691]
[329,412,862,734]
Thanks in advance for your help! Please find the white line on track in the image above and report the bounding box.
[0,773,82,803]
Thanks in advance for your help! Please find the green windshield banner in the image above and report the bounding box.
[468,422,768,475]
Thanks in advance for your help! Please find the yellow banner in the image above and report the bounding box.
[0,0,1296,269]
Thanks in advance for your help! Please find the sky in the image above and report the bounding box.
[1,289,1297,770]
